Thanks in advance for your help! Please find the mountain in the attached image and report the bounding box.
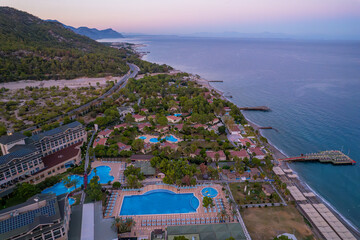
[0,7,129,82]
[46,20,124,40]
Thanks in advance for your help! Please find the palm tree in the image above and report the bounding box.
[217,209,229,223]
[112,217,122,233]
[231,209,237,221]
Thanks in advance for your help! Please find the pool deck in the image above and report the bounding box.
[104,184,234,238]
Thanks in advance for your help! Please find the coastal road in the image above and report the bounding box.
[23,63,139,132]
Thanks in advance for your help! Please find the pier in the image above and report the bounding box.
[239,106,270,111]
[208,80,223,82]
[279,150,356,165]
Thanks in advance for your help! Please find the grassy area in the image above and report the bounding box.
[230,182,278,205]
[241,204,314,240]
[72,194,81,206]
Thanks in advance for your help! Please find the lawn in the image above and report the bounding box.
[230,182,278,205]
[241,204,314,240]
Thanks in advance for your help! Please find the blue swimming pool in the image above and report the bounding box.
[149,138,160,143]
[88,166,114,184]
[201,187,218,198]
[139,136,147,140]
[120,189,199,215]
[41,166,114,196]
[165,135,178,142]
[174,113,182,117]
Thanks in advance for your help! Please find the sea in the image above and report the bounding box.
[102,36,360,230]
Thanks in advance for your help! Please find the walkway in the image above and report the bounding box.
[81,203,95,240]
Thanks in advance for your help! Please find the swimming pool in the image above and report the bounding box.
[88,166,114,184]
[174,113,182,117]
[165,135,178,142]
[41,166,114,195]
[149,138,160,143]
[139,136,147,140]
[120,189,199,215]
[68,197,75,205]
[201,187,218,198]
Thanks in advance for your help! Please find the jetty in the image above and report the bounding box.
[208,80,223,82]
[279,150,356,165]
[239,106,270,111]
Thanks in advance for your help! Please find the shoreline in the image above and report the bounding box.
[128,40,360,234]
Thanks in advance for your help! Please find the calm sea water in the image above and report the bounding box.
[107,36,360,229]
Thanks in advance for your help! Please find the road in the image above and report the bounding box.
[23,63,139,132]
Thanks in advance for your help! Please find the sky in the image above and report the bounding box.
[1,0,360,39]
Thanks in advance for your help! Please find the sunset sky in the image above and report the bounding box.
[2,0,360,39]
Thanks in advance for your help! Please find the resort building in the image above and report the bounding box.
[262,184,275,196]
[227,125,241,135]
[97,129,113,138]
[228,150,249,160]
[0,132,27,155]
[193,124,208,129]
[0,144,43,189]
[206,150,226,161]
[27,142,82,184]
[114,123,129,130]
[248,147,266,159]
[166,115,181,123]
[117,106,134,118]
[159,142,179,151]
[117,142,131,152]
[173,124,183,131]
[210,118,220,125]
[138,123,152,132]
[155,125,169,133]
[29,121,87,157]
[0,193,71,240]
[133,161,156,177]
[238,138,256,148]
[133,114,146,122]
[93,138,107,148]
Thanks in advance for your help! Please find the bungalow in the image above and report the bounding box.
[169,106,179,112]
[93,138,107,148]
[190,149,201,158]
[262,184,275,196]
[229,149,249,160]
[133,114,146,122]
[224,107,231,112]
[210,118,220,125]
[206,150,226,161]
[117,106,134,118]
[148,115,156,121]
[138,123,152,132]
[248,147,266,159]
[193,124,208,129]
[222,169,240,180]
[117,142,131,152]
[239,138,256,148]
[98,129,113,138]
[160,142,179,151]
[140,108,149,113]
[166,115,181,124]
[156,125,169,133]
[114,123,129,130]
[173,124,184,131]
[228,124,241,135]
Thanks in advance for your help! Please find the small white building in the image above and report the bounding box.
[117,106,134,118]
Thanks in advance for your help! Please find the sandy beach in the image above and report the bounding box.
[0,76,122,90]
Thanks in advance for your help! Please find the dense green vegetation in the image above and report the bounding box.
[0,7,129,82]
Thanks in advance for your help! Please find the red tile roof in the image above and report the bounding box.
[93,138,107,148]
[133,114,146,119]
[114,123,128,129]
[239,138,255,146]
[117,142,131,151]
[229,150,249,158]
[249,147,265,156]
[166,115,181,121]
[98,129,113,137]
[206,150,226,159]
[42,141,82,169]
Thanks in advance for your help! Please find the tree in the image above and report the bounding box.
[202,196,214,208]
[112,181,121,189]
[86,176,102,201]
[131,139,144,152]
[0,123,6,136]
[14,183,40,201]
[174,237,189,240]
[218,126,226,134]
[125,113,134,123]
[226,237,235,240]
[156,115,168,126]
[126,175,140,188]
[218,209,229,222]
[112,217,136,234]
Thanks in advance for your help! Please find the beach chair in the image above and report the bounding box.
[182,218,186,225]
[167,219,171,225]
[157,220,161,226]
[201,217,205,224]
[177,218,181,225]
[162,219,166,226]
[147,220,151,226]
[206,217,210,223]
[209,208,211,213]
[172,219,176,225]
[191,218,195,224]
[186,218,190,224]
[196,218,200,224]
[216,217,219,223]
[204,208,207,213]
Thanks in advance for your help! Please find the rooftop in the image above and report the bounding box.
[0,144,38,165]
[41,141,82,169]
[29,121,82,142]
[0,132,26,145]
[130,154,154,161]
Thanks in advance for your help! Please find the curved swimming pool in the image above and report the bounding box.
[201,187,218,198]
[41,166,114,196]
[165,135,178,142]
[120,189,199,215]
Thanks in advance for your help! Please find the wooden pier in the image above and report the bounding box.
[279,151,356,165]
[208,80,223,82]
[239,106,271,111]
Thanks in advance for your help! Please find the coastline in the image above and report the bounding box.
[128,41,360,235]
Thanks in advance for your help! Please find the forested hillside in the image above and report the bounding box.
[0,7,130,82]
